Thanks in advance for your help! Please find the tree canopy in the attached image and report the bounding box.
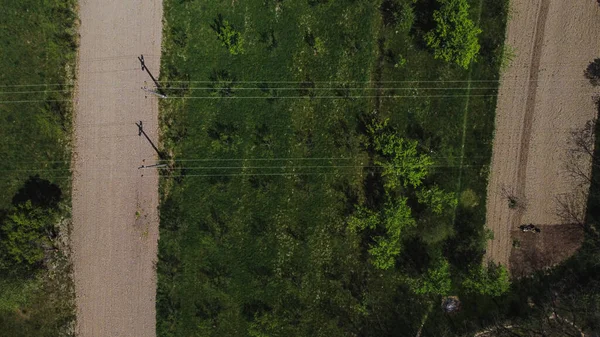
[211,14,245,55]
[463,262,510,297]
[425,0,482,69]
[1,201,58,267]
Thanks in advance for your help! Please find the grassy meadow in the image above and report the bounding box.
[0,0,77,335]
[157,0,510,336]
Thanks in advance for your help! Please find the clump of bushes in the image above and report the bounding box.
[210,14,245,55]
[425,0,482,69]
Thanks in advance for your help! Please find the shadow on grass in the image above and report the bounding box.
[12,176,62,208]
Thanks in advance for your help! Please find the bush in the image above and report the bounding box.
[462,262,510,297]
[410,259,452,296]
[210,14,245,55]
[425,0,482,69]
[0,201,58,267]
[373,133,433,190]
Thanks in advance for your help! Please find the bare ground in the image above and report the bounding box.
[71,0,163,336]
[509,224,584,277]
[485,0,600,271]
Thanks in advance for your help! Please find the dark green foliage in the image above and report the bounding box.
[425,0,482,68]
[1,201,58,267]
[0,179,73,337]
[157,0,510,335]
[380,0,415,31]
[0,0,76,334]
[210,14,245,55]
[462,262,510,296]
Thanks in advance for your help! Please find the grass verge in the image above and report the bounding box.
[157,0,509,336]
[0,0,78,335]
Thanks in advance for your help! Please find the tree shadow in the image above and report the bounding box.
[12,176,62,208]
[584,58,600,86]
[380,0,401,27]
[209,13,225,35]
[411,0,438,48]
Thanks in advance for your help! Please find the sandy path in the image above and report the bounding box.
[72,1,163,336]
[485,0,600,269]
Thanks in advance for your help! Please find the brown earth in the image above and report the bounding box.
[485,0,600,271]
[509,224,584,277]
[71,0,163,336]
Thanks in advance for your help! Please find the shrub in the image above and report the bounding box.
[410,259,452,296]
[1,201,58,267]
[210,14,245,55]
[462,262,510,296]
[425,0,482,69]
[372,131,433,190]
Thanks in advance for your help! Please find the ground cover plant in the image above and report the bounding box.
[157,0,510,335]
[0,0,77,335]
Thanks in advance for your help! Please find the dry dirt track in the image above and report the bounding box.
[72,1,163,336]
[486,0,600,270]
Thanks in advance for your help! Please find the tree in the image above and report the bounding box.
[410,259,452,296]
[425,0,482,69]
[369,198,417,270]
[210,14,245,55]
[416,185,457,215]
[1,201,58,266]
[348,200,416,270]
[584,58,600,86]
[462,262,510,297]
[373,132,433,191]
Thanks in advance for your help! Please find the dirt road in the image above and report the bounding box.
[486,0,600,270]
[72,1,162,336]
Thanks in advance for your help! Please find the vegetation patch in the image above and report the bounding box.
[0,0,77,335]
[157,0,510,335]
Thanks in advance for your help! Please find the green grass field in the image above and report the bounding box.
[0,0,77,335]
[157,0,509,335]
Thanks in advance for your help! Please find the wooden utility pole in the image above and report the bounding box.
[137,55,166,97]
[136,121,164,159]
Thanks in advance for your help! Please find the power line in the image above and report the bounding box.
[0,165,485,181]
[158,78,593,83]
[0,77,594,88]
[4,92,597,103]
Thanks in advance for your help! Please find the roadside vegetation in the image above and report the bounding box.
[474,108,600,336]
[157,0,512,336]
[0,0,77,335]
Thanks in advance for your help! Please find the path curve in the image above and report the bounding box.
[72,1,163,336]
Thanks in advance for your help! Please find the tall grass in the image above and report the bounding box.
[0,0,78,335]
[157,0,509,335]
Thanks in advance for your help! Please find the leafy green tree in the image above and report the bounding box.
[373,133,433,190]
[425,0,482,69]
[1,201,58,266]
[416,185,457,215]
[211,14,245,55]
[348,206,379,232]
[370,199,416,270]
[416,185,458,244]
[463,262,510,296]
[410,259,452,296]
[348,199,417,270]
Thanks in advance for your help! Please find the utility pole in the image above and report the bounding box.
[136,121,164,159]
[137,55,166,97]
